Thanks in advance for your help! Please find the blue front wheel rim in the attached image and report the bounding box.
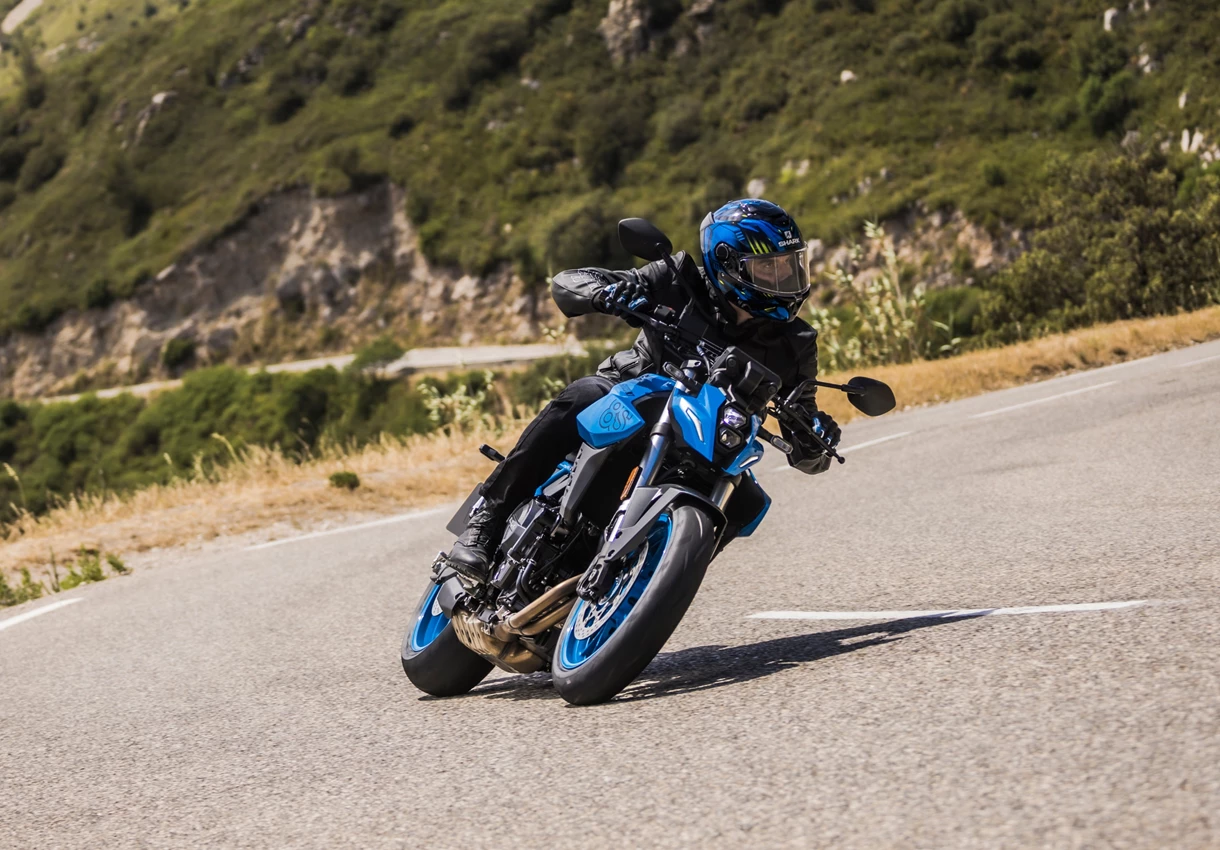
[557,514,672,671]
[410,582,450,652]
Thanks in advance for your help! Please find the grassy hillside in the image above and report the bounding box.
[0,0,1218,337]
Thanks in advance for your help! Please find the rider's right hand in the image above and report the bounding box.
[596,278,651,318]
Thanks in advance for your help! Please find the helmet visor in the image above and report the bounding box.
[740,250,809,296]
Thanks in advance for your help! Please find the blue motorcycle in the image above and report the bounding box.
[402,219,895,705]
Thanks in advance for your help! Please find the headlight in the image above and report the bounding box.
[717,428,743,449]
[720,406,748,429]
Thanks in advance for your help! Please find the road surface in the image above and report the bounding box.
[3,340,1219,848]
[1,0,42,34]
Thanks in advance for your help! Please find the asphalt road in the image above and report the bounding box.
[3,341,1219,848]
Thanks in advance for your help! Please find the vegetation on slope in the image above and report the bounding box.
[1,0,1219,338]
[0,344,610,520]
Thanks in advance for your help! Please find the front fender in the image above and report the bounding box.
[598,484,726,564]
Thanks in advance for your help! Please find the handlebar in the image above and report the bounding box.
[620,304,846,465]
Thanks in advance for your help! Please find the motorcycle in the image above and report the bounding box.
[401,218,896,705]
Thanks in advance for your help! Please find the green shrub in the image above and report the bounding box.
[1079,70,1136,137]
[934,0,985,43]
[656,97,702,153]
[17,144,65,192]
[1071,25,1128,81]
[909,43,966,76]
[311,167,351,197]
[980,150,1220,338]
[981,162,1007,187]
[388,112,415,138]
[0,569,44,607]
[574,93,650,186]
[328,470,360,490]
[15,303,57,333]
[162,338,196,371]
[350,334,404,371]
[328,47,375,96]
[0,138,32,181]
[442,12,531,109]
[266,88,307,124]
[84,278,115,310]
[0,184,15,212]
[523,194,628,280]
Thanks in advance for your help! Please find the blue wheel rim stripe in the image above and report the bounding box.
[410,582,450,651]
[557,514,673,672]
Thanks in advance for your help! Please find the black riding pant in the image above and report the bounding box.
[480,375,768,541]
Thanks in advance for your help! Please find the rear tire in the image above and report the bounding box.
[401,580,493,697]
[551,504,716,705]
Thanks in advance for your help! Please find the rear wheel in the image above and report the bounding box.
[551,504,716,705]
[401,580,493,697]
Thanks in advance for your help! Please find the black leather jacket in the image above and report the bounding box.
[551,252,831,474]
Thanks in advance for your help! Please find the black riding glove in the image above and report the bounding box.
[810,412,841,451]
[595,277,651,324]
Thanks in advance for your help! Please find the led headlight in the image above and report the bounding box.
[717,428,743,449]
[720,406,748,430]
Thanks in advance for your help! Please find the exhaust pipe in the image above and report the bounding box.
[494,575,582,641]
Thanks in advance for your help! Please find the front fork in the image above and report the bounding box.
[578,407,737,601]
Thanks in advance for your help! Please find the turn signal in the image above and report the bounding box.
[620,466,641,500]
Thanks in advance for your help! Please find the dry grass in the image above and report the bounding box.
[5,305,1220,586]
[0,424,523,582]
[813,306,1220,424]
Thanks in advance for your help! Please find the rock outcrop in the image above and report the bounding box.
[813,205,1025,295]
[0,183,561,399]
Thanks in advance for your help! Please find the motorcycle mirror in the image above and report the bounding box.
[618,218,673,262]
[846,376,896,417]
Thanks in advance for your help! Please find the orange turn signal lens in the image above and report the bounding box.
[621,466,641,500]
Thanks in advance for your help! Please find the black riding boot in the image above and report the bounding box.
[447,505,507,582]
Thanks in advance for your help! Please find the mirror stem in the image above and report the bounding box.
[811,379,865,396]
[660,248,680,279]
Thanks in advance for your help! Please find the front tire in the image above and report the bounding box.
[401,580,493,697]
[551,504,716,705]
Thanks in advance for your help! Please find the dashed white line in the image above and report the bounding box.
[1175,352,1220,369]
[244,505,453,551]
[747,600,1147,621]
[840,431,913,455]
[0,598,83,632]
[968,381,1118,420]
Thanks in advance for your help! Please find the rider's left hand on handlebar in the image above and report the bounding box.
[811,412,841,451]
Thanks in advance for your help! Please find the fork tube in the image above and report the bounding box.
[711,475,740,511]
[637,408,673,488]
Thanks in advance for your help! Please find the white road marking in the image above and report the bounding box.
[244,505,453,551]
[0,598,83,632]
[771,430,913,472]
[748,600,1147,621]
[968,381,1118,420]
[1175,352,1220,369]
[840,431,913,455]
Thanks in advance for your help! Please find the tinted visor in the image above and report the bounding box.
[739,250,809,296]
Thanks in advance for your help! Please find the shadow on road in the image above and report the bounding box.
[463,614,979,704]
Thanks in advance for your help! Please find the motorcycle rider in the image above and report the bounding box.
[446,198,842,581]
